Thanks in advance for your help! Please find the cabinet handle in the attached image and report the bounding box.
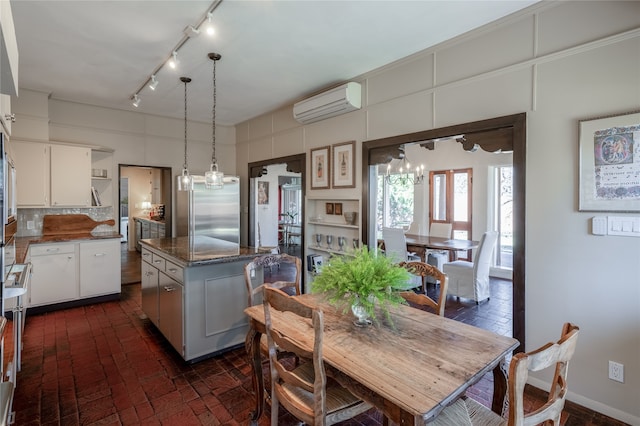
[168,268,178,273]
[147,270,154,276]
[46,248,60,253]
[142,252,150,257]
[94,253,106,257]
[163,286,175,292]
[154,259,162,264]
[67,256,73,260]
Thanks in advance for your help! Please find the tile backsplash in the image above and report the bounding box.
[17,207,116,237]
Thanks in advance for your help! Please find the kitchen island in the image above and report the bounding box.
[140,235,260,362]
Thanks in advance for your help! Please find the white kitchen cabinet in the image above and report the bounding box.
[0,94,13,135]
[13,142,92,207]
[13,141,49,207]
[28,243,78,307]
[141,251,159,327]
[50,144,91,207]
[139,242,248,361]
[158,272,183,355]
[79,239,120,298]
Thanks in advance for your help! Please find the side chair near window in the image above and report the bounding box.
[263,287,372,425]
[398,261,449,316]
[443,322,580,426]
[426,222,452,284]
[382,227,422,289]
[443,231,499,303]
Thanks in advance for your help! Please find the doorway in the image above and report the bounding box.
[362,113,526,351]
[248,154,306,281]
[118,165,173,251]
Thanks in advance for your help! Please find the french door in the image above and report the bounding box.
[429,168,472,260]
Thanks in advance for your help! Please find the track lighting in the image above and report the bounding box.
[183,25,200,38]
[168,51,179,69]
[205,12,215,36]
[148,75,158,91]
[129,1,223,106]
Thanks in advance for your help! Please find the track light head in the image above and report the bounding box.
[168,51,179,69]
[132,94,141,108]
[148,75,159,91]
[184,25,200,38]
[206,11,215,36]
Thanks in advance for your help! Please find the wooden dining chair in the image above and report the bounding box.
[398,262,449,316]
[244,254,302,374]
[263,287,372,425]
[447,322,580,426]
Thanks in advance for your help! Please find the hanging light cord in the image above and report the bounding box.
[183,79,188,171]
[211,56,217,165]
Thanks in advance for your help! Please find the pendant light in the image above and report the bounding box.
[177,76,193,191]
[204,52,224,189]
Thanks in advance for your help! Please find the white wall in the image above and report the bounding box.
[235,2,640,423]
[10,91,237,235]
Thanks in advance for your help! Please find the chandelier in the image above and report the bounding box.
[204,52,224,189]
[385,145,424,185]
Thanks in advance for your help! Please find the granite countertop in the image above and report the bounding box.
[134,216,165,224]
[140,235,260,266]
[15,231,122,263]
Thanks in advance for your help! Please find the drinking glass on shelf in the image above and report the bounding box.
[338,236,346,251]
[326,234,333,250]
[315,233,323,248]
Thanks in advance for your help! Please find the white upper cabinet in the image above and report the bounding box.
[50,144,91,207]
[0,0,19,96]
[14,141,49,207]
[14,141,92,207]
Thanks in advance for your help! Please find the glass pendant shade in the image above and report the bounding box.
[177,168,193,191]
[204,163,224,189]
[206,52,224,190]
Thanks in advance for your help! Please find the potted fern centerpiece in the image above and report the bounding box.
[311,246,411,327]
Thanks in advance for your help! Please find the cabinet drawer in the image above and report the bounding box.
[164,261,183,283]
[151,253,166,270]
[30,243,75,256]
[141,247,153,264]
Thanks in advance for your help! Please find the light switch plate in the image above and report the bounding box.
[592,216,607,235]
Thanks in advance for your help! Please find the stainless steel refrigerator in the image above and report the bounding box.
[176,175,240,244]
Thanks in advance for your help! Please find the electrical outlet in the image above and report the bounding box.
[609,361,624,383]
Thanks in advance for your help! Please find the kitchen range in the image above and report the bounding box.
[140,175,260,362]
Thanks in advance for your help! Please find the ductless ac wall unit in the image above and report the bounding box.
[293,82,361,124]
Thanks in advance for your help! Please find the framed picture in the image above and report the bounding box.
[334,202,343,215]
[325,202,334,215]
[332,141,355,188]
[579,110,640,211]
[310,146,330,189]
[257,181,269,205]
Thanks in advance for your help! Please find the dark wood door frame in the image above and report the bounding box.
[361,113,526,351]
[247,153,307,276]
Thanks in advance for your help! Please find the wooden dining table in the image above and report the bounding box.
[403,234,479,262]
[244,293,519,425]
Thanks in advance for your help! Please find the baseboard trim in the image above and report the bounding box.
[527,378,637,425]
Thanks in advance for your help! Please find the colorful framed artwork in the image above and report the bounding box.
[334,202,343,215]
[310,146,330,189]
[332,141,355,188]
[579,110,640,211]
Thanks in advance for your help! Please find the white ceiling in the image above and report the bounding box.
[11,0,539,126]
